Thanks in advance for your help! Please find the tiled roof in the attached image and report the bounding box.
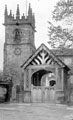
[52,49,73,74]
[52,48,73,56]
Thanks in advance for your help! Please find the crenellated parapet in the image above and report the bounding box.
[4,4,35,29]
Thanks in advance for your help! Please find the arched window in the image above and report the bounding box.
[14,29,21,42]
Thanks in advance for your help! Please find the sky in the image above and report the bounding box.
[0,0,58,70]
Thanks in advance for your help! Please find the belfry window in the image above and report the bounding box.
[14,29,21,42]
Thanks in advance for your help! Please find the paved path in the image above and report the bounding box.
[0,103,73,120]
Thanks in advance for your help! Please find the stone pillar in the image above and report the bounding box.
[21,72,24,102]
[24,69,26,90]
[55,67,58,89]
[18,72,24,103]
[55,67,64,103]
[11,85,16,102]
[67,75,71,103]
[29,68,31,90]
[55,67,63,90]
[24,68,31,103]
[26,68,29,89]
[61,68,64,91]
[16,85,20,102]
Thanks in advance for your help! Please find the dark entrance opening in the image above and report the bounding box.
[31,70,52,86]
[5,85,11,102]
[31,70,47,86]
[49,80,56,87]
[0,83,12,103]
[0,85,9,103]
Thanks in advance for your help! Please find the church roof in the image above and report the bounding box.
[52,48,73,56]
[51,48,73,74]
[21,44,70,71]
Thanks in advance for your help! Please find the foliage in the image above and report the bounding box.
[48,21,73,48]
[53,0,73,21]
[48,0,73,49]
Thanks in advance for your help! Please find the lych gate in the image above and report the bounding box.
[22,44,70,103]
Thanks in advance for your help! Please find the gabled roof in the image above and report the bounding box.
[21,44,70,70]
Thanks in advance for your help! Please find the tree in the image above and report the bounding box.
[53,0,73,21]
[48,0,73,49]
[48,21,73,48]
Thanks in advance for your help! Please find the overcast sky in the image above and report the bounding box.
[0,0,58,70]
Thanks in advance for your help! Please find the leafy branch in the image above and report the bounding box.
[53,0,73,21]
[48,21,73,49]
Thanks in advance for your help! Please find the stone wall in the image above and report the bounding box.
[3,20,36,102]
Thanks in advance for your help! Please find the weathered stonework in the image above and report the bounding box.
[3,4,36,101]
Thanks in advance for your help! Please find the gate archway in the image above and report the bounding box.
[31,69,56,103]
[31,69,49,86]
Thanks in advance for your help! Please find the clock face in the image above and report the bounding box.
[14,48,21,55]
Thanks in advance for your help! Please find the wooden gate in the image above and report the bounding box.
[31,69,56,103]
[31,86,56,103]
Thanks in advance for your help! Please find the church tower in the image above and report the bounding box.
[3,4,36,86]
